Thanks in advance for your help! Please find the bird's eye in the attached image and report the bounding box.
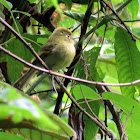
[66,34,70,39]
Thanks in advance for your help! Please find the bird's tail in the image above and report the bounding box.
[14,68,36,90]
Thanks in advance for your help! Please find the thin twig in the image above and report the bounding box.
[115,22,140,40]
[80,85,102,123]
[79,98,106,104]
[123,19,140,22]
[86,0,132,38]
[121,106,134,140]
[29,89,54,96]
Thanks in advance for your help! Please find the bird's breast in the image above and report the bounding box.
[43,42,75,71]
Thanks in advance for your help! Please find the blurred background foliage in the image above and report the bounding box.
[0,0,140,139]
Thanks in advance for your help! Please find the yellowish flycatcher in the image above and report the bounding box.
[14,27,76,90]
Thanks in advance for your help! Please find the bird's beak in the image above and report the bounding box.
[72,36,79,39]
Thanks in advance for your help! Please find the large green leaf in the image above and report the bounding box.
[102,92,140,140]
[114,27,140,98]
[0,82,76,140]
[72,85,100,140]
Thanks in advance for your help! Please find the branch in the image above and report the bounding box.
[54,77,115,139]
[80,85,102,123]
[1,45,140,87]
[94,79,128,140]
[105,100,128,140]
[121,106,134,140]
[5,0,55,32]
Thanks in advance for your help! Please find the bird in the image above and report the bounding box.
[14,27,76,90]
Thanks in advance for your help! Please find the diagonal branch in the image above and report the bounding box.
[0,17,50,71]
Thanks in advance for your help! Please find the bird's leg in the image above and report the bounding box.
[49,75,58,94]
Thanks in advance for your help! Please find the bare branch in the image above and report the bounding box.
[1,45,140,87]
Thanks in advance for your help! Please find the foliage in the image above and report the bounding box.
[0,82,76,139]
[0,0,140,139]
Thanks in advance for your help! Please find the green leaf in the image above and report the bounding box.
[0,132,25,140]
[102,92,140,139]
[6,39,25,84]
[123,0,139,19]
[114,27,140,98]
[12,18,24,35]
[84,47,101,78]
[75,47,103,90]
[64,11,97,23]
[12,10,31,17]
[0,82,76,139]
[0,0,12,11]
[97,58,120,91]
[97,44,120,91]
[73,85,100,100]
[72,85,100,139]
[121,113,140,140]
[37,38,48,45]
[84,47,104,82]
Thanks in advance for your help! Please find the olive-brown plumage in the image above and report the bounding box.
[14,27,76,90]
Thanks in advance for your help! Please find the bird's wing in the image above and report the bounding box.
[32,42,56,66]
